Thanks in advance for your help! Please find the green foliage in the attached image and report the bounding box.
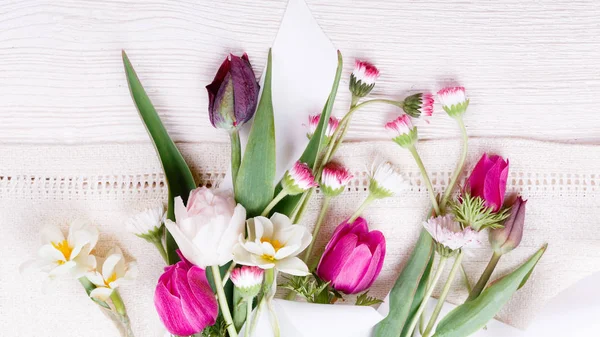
[373,230,434,337]
[433,244,547,337]
[235,49,276,217]
[355,291,384,307]
[451,193,510,231]
[281,274,340,304]
[400,252,434,337]
[273,51,344,216]
[201,316,228,337]
[122,51,196,264]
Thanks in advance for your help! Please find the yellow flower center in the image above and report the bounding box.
[105,272,117,287]
[51,239,73,262]
[261,238,283,252]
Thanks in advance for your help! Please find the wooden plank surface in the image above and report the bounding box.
[1,0,599,144]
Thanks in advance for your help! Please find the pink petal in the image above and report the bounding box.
[175,269,216,333]
[317,232,358,282]
[331,244,372,294]
[154,283,198,336]
[353,239,385,292]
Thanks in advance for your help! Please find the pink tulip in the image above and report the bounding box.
[467,153,509,212]
[316,217,386,294]
[154,253,218,336]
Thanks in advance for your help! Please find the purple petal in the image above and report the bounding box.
[229,54,259,125]
[154,283,198,336]
[206,56,231,118]
[331,244,372,294]
[211,73,233,128]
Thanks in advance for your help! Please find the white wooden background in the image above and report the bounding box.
[1,0,600,145]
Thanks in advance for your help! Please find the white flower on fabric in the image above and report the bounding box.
[85,247,138,301]
[423,215,480,251]
[126,205,165,237]
[165,187,246,268]
[368,162,409,198]
[20,220,98,285]
[233,213,312,276]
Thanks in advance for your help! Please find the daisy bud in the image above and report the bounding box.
[490,197,526,255]
[230,266,264,300]
[368,162,408,199]
[320,162,353,197]
[349,60,380,98]
[126,206,165,242]
[437,86,469,118]
[282,161,318,195]
[423,214,480,257]
[403,92,434,119]
[305,114,340,141]
[385,114,417,148]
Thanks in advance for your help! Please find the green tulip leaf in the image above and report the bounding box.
[273,50,344,216]
[400,250,434,337]
[122,51,196,265]
[235,49,276,217]
[433,244,547,337]
[374,230,435,337]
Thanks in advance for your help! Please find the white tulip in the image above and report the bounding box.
[165,187,246,268]
[20,220,99,287]
[86,247,138,301]
[233,213,312,276]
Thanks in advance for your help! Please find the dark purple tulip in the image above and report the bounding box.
[206,53,259,130]
[316,217,386,294]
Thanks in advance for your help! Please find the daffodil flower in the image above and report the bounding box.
[85,247,138,301]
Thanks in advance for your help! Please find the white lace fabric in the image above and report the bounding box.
[1,138,599,336]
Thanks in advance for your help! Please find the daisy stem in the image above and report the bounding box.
[110,289,128,318]
[422,251,465,337]
[211,265,238,337]
[151,238,168,264]
[262,190,288,217]
[405,255,448,337]
[290,189,310,223]
[466,251,502,302]
[348,194,376,223]
[408,145,441,215]
[440,117,468,210]
[303,196,331,266]
[244,299,252,337]
[222,262,237,285]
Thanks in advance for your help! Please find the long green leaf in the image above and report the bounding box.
[273,50,344,216]
[122,51,196,264]
[433,244,547,337]
[374,230,435,337]
[235,49,276,217]
[400,250,434,337]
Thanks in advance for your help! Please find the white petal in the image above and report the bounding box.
[275,257,309,276]
[241,241,265,256]
[216,204,246,265]
[40,225,64,244]
[90,287,114,301]
[165,219,205,268]
[274,244,300,260]
[71,253,97,278]
[254,216,273,240]
[85,271,106,287]
[38,244,66,262]
[260,241,276,257]
[270,213,293,233]
[174,196,188,221]
[48,261,76,278]
[232,244,257,266]
[101,252,123,280]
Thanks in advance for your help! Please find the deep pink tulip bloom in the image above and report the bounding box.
[316,217,386,294]
[154,253,218,336]
[467,153,509,212]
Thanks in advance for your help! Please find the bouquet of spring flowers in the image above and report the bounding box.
[22,48,546,337]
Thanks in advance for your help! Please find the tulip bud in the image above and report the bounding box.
[316,217,385,294]
[385,114,417,148]
[282,161,318,195]
[320,162,353,197]
[349,60,380,98]
[230,265,264,300]
[154,254,218,336]
[437,86,469,118]
[206,53,260,131]
[466,153,509,212]
[490,197,526,255]
[403,92,434,119]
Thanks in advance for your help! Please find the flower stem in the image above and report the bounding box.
[230,130,242,188]
[263,269,280,337]
[408,145,441,215]
[348,194,376,223]
[405,255,448,337]
[244,299,252,337]
[303,196,331,265]
[211,265,238,337]
[222,261,237,285]
[151,238,169,264]
[467,251,502,301]
[440,117,468,210]
[261,190,288,217]
[422,251,465,337]
[110,290,127,317]
[290,189,310,223]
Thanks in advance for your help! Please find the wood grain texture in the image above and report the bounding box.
[1,0,599,145]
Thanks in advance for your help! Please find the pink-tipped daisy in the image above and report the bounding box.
[321,162,353,197]
[305,114,340,139]
[230,265,264,299]
[423,214,480,256]
[385,114,417,148]
[437,87,469,118]
[282,161,318,195]
[350,60,380,98]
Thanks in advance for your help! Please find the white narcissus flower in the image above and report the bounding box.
[165,187,246,268]
[126,205,165,238]
[86,247,138,301]
[423,215,480,253]
[233,213,312,276]
[20,220,98,284]
[368,162,409,199]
